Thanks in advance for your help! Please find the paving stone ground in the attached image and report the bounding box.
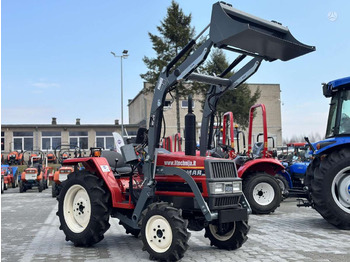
[2,187,350,261]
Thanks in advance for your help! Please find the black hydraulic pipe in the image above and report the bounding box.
[185,95,196,156]
[220,54,246,77]
[166,39,196,76]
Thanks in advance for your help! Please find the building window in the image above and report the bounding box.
[42,131,61,150]
[13,131,33,151]
[1,132,4,151]
[69,131,88,149]
[164,100,172,109]
[181,100,195,109]
[96,132,114,150]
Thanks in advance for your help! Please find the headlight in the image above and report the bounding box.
[209,181,242,194]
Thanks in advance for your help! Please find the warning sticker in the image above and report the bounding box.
[100,165,110,172]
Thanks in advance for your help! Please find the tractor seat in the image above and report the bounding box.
[101,151,132,175]
[252,142,264,158]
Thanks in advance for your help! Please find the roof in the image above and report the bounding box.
[327,76,350,89]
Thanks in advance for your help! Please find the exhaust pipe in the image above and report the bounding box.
[185,95,196,156]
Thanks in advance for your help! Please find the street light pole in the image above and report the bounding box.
[111,50,128,139]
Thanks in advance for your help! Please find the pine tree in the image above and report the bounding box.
[140,1,194,133]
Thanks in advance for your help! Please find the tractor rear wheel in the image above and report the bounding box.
[52,182,59,197]
[57,170,111,246]
[19,181,26,193]
[204,220,249,250]
[139,202,190,261]
[38,180,43,192]
[275,174,290,199]
[308,149,350,229]
[243,172,281,214]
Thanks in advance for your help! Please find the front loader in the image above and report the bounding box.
[57,2,314,261]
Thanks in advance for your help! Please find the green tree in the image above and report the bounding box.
[140,0,194,133]
[201,49,261,130]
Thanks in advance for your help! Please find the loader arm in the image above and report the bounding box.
[132,1,315,225]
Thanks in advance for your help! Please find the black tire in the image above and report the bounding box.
[57,170,111,246]
[204,220,249,250]
[38,180,43,192]
[119,221,140,238]
[1,177,4,194]
[19,181,25,193]
[139,202,190,261]
[309,149,350,229]
[12,179,16,188]
[4,183,7,190]
[275,174,290,199]
[52,181,59,198]
[243,172,282,214]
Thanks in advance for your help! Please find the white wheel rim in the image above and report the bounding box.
[209,223,236,241]
[252,182,275,206]
[145,215,172,253]
[63,184,91,233]
[331,167,350,214]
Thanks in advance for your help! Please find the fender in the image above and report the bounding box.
[278,170,293,188]
[63,157,127,208]
[238,158,284,178]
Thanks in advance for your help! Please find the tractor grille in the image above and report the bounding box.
[208,195,241,210]
[207,160,237,179]
[215,196,240,207]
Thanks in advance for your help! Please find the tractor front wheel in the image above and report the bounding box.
[52,181,59,197]
[140,202,190,261]
[1,177,4,194]
[275,174,290,199]
[243,172,282,214]
[310,149,350,229]
[38,180,43,192]
[19,181,26,193]
[204,220,249,250]
[57,170,111,246]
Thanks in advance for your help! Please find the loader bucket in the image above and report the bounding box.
[209,2,315,61]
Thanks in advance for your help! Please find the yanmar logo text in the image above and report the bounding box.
[164,160,197,166]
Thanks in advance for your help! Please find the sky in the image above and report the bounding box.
[2,0,350,140]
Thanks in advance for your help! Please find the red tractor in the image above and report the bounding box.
[19,167,44,193]
[211,105,284,214]
[51,166,74,197]
[7,151,24,165]
[56,2,314,260]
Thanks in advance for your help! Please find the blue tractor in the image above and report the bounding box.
[303,76,350,229]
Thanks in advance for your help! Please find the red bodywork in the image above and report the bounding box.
[63,152,212,210]
[7,151,24,165]
[43,167,54,182]
[247,104,268,157]
[21,168,42,182]
[2,166,14,185]
[53,166,74,184]
[47,153,56,163]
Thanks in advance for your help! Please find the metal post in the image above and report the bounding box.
[111,50,128,140]
[120,56,124,138]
